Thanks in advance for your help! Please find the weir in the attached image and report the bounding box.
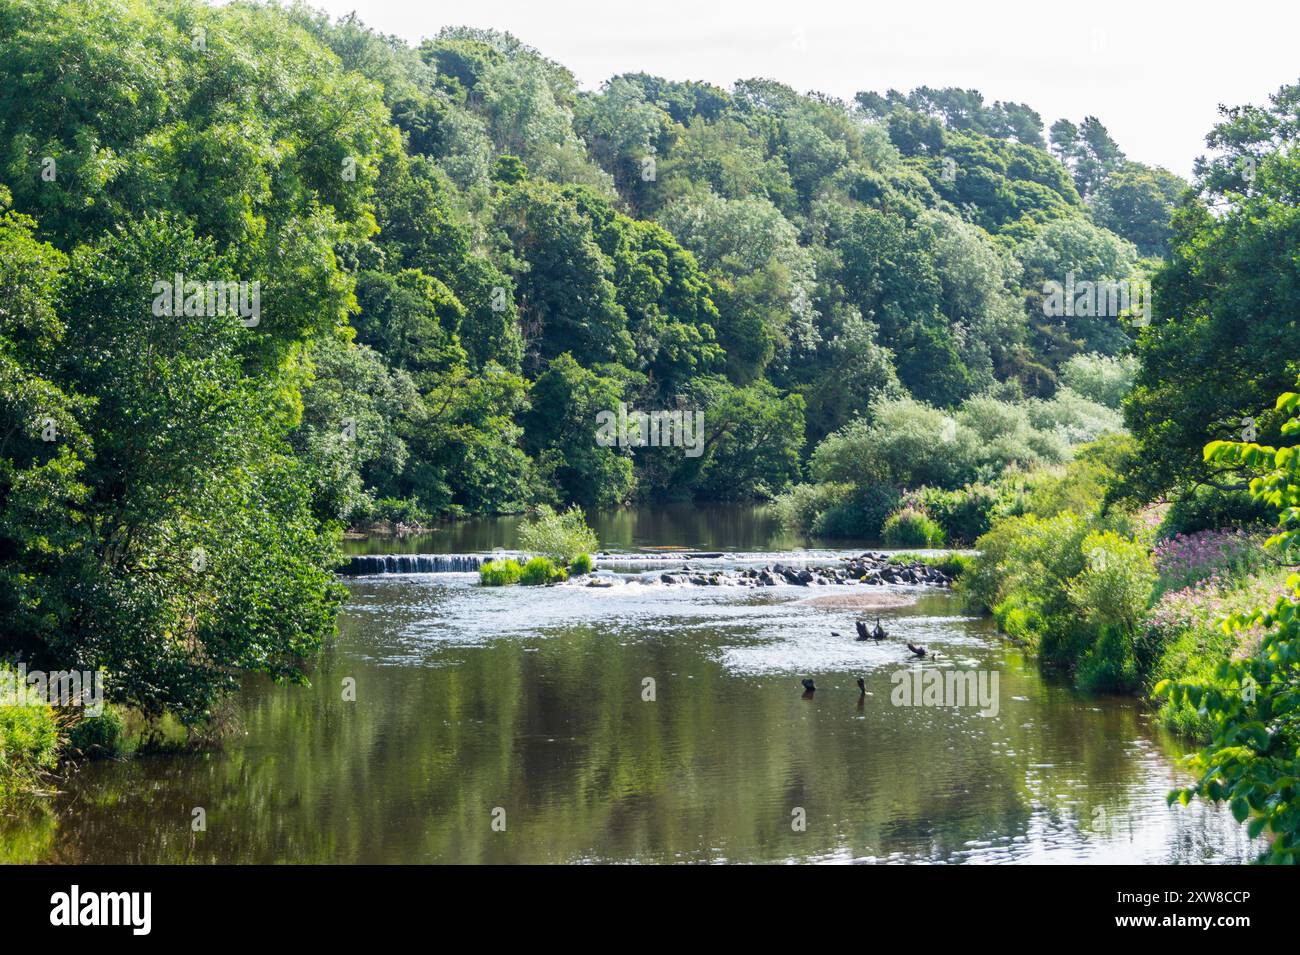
[341,554,484,575]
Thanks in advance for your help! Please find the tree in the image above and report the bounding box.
[1050,116,1124,199]
[1018,216,1140,359]
[0,189,90,664]
[1123,81,1300,502]
[1091,162,1187,257]
[524,353,633,506]
[43,216,345,722]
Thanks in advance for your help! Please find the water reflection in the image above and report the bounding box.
[7,571,1258,864]
[344,502,878,555]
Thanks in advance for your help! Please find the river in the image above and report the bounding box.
[3,505,1259,863]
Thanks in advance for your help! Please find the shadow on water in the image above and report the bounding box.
[2,507,1261,863]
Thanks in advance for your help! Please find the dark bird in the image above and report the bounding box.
[872,617,888,641]
[907,642,926,658]
[856,677,866,694]
[801,678,816,692]
[831,631,842,637]
[854,620,870,641]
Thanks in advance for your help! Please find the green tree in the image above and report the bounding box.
[1123,82,1300,502]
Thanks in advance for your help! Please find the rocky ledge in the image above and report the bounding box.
[644,553,952,589]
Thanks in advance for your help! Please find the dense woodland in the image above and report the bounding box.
[3,0,1300,856]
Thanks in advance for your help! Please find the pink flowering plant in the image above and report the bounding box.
[1151,528,1270,599]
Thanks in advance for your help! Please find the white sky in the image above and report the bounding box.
[306,0,1300,179]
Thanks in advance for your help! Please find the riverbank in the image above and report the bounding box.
[963,501,1278,739]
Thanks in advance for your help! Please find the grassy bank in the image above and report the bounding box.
[0,662,202,805]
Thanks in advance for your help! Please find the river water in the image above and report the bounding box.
[4,505,1259,863]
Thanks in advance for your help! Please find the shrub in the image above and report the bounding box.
[1026,433,1136,518]
[0,668,62,799]
[518,505,599,565]
[892,551,975,579]
[963,512,1092,621]
[992,592,1049,646]
[882,507,945,547]
[1060,352,1138,410]
[821,484,900,538]
[67,707,125,758]
[1068,530,1156,635]
[906,485,998,544]
[479,558,523,586]
[520,556,566,586]
[772,482,901,538]
[569,553,593,575]
[349,496,431,529]
[1025,388,1124,445]
[810,399,977,489]
[1076,625,1140,693]
[772,482,851,533]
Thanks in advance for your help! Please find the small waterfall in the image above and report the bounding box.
[341,554,484,576]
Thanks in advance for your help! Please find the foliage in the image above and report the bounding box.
[1068,530,1156,637]
[1122,80,1300,503]
[517,504,599,565]
[519,555,567,585]
[772,481,901,539]
[0,667,61,799]
[882,507,946,547]
[904,485,1000,545]
[1059,352,1138,410]
[0,0,1178,735]
[479,558,523,586]
[67,707,125,758]
[1157,381,1300,861]
[1158,485,1274,538]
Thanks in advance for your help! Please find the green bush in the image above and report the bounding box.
[569,553,593,575]
[820,484,900,538]
[67,707,125,758]
[479,558,523,586]
[518,505,599,565]
[1068,530,1156,635]
[772,482,850,533]
[520,556,567,586]
[1059,352,1139,410]
[1076,625,1141,693]
[882,507,946,547]
[0,670,62,799]
[992,592,1049,646]
[905,485,998,544]
[772,482,901,538]
[893,551,974,578]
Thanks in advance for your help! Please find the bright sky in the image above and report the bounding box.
[306,0,1300,179]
